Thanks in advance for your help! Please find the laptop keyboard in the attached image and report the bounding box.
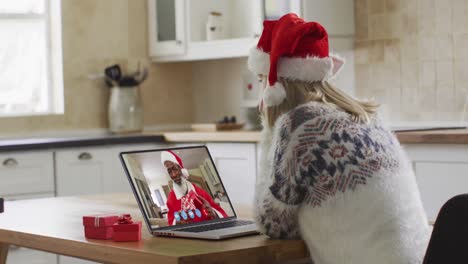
[174,220,254,233]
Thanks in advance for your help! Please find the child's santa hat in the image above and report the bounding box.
[248,13,345,107]
[161,150,189,178]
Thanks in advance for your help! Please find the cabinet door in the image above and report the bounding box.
[206,143,256,206]
[5,193,57,264]
[0,152,54,196]
[404,144,468,222]
[148,0,186,56]
[7,246,57,264]
[56,148,110,196]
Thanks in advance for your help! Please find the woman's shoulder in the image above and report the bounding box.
[274,101,347,134]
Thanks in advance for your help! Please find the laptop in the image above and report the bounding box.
[119,145,259,240]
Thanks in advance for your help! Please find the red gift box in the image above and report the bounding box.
[112,214,142,242]
[82,214,119,240]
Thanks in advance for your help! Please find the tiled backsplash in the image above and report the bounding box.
[354,0,468,122]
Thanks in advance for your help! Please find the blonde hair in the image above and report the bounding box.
[263,77,379,127]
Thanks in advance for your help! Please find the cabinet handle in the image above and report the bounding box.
[2,158,18,167]
[78,152,92,161]
[176,40,183,45]
[253,33,260,38]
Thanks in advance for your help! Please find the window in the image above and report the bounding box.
[0,0,63,116]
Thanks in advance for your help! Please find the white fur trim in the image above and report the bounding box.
[161,151,189,179]
[161,151,179,166]
[181,168,189,178]
[247,47,345,82]
[263,82,287,107]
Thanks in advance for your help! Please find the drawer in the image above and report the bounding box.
[0,152,54,196]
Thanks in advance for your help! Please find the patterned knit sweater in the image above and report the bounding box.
[255,101,430,264]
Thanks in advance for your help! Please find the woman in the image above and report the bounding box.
[249,14,430,263]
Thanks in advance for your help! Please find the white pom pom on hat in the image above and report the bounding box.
[160,150,189,178]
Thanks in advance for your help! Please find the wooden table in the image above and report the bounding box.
[0,194,309,264]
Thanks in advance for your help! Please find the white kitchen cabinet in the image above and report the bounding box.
[7,244,57,264]
[0,152,54,197]
[3,194,58,264]
[148,0,356,62]
[404,144,468,222]
[56,144,164,197]
[206,143,256,206]
[56,147,111,196]
[148,0,263,61]
[148,0,186,57]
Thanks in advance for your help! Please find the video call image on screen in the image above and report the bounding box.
[122,147,235,228]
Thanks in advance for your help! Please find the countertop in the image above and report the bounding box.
[0,134,165,152]
[1,128,468,152]
[162,129,468,144]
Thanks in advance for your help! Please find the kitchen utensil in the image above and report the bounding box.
[105,64,122,82]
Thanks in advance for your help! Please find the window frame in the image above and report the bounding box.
[0,0,63,117]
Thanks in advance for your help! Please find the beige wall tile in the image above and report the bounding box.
[418,0,436,36]
[418,36,435,61]
[400,37,419,61]
[355,41,370,64]
[419,61,436,88]
[371,63,401,90]
[435,0,452,34]
[62,0,130,60]
[128,0,148,57]
[356,64,371,92]
[384,39,400,63]
[369,14,390,40]
[355,0,368,15]
[452,0,468,33]
[454,34,468,59]
[436,60,454,87]
[369,40,385,63]
[437,84,456,112]
[355,13,369,41]
[388,12,402,38]
[454,60,468,91]
[386,0,401,12]
[418,85,437,112]
[369,0,385,14]
[401,10,418,36]
[401,60,419,90]
[436,35,454,60]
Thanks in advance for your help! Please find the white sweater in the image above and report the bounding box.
[255,102,430,264]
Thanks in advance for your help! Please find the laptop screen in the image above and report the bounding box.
[120,146,236,230]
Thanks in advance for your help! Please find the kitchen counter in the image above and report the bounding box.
[395,129,468,144]
[161,131,261,143]
[163,129,468,145]
[1,128,468,152]
[0,134,165,152]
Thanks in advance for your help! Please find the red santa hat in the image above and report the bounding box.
[248,13,345,107]
[160,150,189,178]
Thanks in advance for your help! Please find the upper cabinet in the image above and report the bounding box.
[147,0,302,62]
[148,0,186,57]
